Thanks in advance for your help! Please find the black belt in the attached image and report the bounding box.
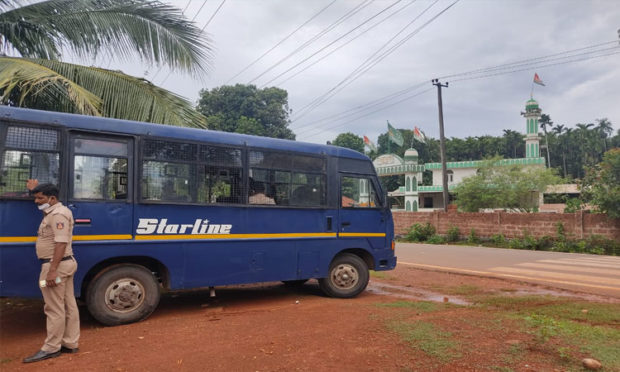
[40,256,73,264]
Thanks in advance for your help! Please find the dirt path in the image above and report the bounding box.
[1,266,618,371]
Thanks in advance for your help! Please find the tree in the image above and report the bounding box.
[196,84,295,139]
[453,157,561,212]
[331,132,364,153]
[502,129,524,159]
[539,114,553,167]
[580,148,620,218]
[0,0,211,126]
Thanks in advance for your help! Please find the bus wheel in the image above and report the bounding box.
[319,253,369,298]
[86,264,160,326]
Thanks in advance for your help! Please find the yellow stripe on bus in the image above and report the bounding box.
[0,236,37,243]
[0,234,133,243]
[1,232,386,243]
[73,235,133,241]
[135,232,337,240]
[339,233,386,237]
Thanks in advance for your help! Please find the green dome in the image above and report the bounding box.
[404,148,419,164]
[525,98,539,110]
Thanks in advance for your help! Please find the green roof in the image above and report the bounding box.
[424,157,545,169]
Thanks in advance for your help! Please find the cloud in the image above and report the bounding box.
[101,0,620,145]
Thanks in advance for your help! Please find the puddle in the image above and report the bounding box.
[367,281,470,305]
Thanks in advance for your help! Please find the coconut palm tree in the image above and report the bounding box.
[0,0,212,127]
[539,114,553,167]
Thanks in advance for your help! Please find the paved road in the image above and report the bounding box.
[396,243,620,298]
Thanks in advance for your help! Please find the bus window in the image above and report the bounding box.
[72,138,128,200]
[0,126,60,198]
[341,176,379,208]
[249,150,326,207]
[141,139,196,202]
[198,145,243,204]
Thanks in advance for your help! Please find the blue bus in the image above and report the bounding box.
[0,106,396,325]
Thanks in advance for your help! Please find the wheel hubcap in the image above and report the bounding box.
[104,278,145,313]
[331,264,358,289]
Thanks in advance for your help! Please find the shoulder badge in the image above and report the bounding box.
[56,222,64,230]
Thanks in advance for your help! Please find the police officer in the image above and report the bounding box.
[23,180,80,363]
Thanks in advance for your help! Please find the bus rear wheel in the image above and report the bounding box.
[319,253,369,298]
[86,264,160,326]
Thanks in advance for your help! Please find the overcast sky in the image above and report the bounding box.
[107,0,620,145]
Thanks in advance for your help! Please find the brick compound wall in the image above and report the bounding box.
[393,211,619,241]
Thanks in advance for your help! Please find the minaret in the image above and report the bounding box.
[522,98,541,158]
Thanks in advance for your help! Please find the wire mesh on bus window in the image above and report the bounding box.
[142,161,195,202]
[198,165,244,204]
[290,173,325,206]
[249,150,325,173]
[143,139,197,162]
[0,150,59,197]
[6,126,58,151]
[199,145,242,167]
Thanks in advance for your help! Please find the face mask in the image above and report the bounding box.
[37,203,50,211]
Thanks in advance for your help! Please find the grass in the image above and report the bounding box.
[376,300,440,313]
[369,270,394,280]
[388,320,461,363]
[375,291,620,369]
[476,295,620,369]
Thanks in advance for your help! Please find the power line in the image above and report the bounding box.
[292,0,456,123]
[256,0,405,87]
[299,87,434,140]
[152,0,210,82]
[224,0,338,84]
[293,40,619,140]
[296,84,429,137]
[246,0,375,85]
[160,0,222,85]
[267,0,417,87]
[201,0,227,32]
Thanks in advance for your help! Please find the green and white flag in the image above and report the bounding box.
[387,121,404,146]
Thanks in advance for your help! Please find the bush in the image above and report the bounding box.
[537,235,555,250]
[446,226,460,242]
[509,238,525,250]
[405,223,436,242]
[466,229,479,244]
[427,234,446,244]
[585,235,620,255]
[490,234,506,246]
[563,198,582,213]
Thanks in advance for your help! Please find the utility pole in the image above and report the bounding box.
[432,78,449,212]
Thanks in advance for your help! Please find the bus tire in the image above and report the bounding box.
[319,253,369,298]
[86,264,160,326]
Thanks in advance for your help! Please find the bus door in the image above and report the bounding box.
[67,133,134,245]
[338,175,387,250]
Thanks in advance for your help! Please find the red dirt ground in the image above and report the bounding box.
[1,266,617,371]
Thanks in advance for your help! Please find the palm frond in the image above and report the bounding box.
[0,57,207,128]
[0,0,212,75]
[0,56,101,115]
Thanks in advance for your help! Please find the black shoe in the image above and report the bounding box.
[61,346,79,354]
[23,350,61,363]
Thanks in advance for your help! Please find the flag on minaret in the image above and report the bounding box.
[413,126,426,143]
[533,73,545,86]
[363,135,377,152]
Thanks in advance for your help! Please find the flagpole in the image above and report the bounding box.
[530,80,534,99]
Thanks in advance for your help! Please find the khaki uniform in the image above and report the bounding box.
[36,202,80,353]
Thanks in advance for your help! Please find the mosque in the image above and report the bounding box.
[373,98,546,211]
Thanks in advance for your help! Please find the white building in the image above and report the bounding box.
[374,98,546,211]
